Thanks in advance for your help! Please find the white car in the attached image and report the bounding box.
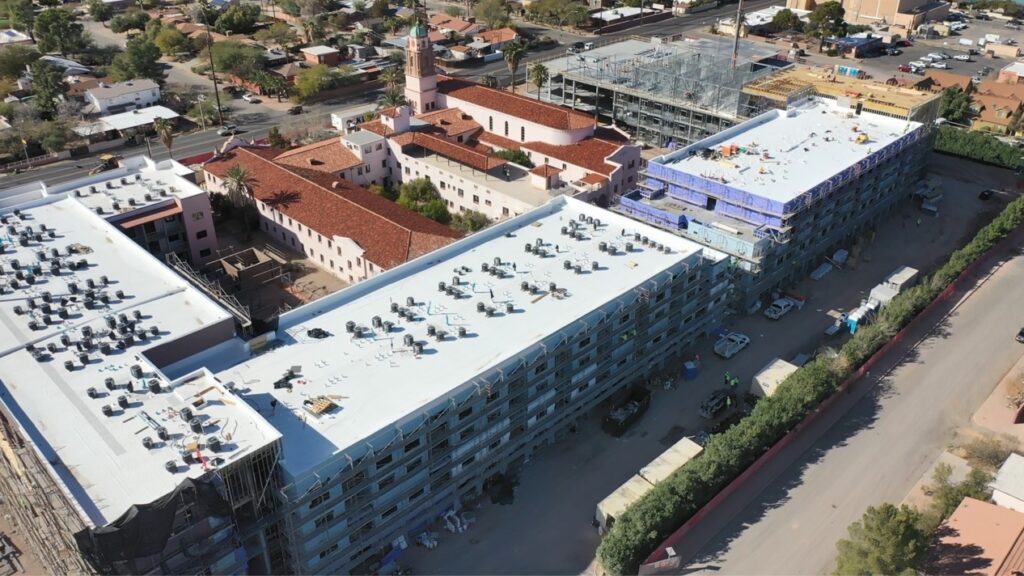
[909,60,927,68]
[954,54,971,61]
[764,298,795,320]
[927,52,950,60]
[242,93,258,103]
[931,61,950,69]
[714,332,750,359]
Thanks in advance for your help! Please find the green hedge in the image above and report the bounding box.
[597,195,1024,575]
[934,126,1023,169]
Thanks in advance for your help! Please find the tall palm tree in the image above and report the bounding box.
[503,40,525,93]
[224,165,255,239]
[379,66,404,91]
[528,62,549,100]
[153,117,174,158]
[377,88,408,109]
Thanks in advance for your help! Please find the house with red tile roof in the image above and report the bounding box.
[427,13,485,36]
[202,147,460,284]
[472,27,519,50]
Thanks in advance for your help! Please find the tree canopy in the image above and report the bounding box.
[369,0,390,19]
[805,1,846,47]
[110,10,151,33]
[29,59,67,120]
[87,0,114,23]
[214,4,261,34]
[253,22,299,49]
[771,8,804,32]
[397,178,451,224]
[938,87,971,124]
[835,504,927,576]
[0,44,40,79]
[934,126,1024,168]
[206,41,265,77]
[154,27,190,56]
[474,0,510,28]
[109,37,166,84]
[34,9,87,56]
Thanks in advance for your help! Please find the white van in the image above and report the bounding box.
[584,42,595,50]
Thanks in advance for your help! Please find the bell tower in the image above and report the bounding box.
[404,21,437,114]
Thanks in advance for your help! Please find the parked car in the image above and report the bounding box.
[764,298,795,320]
[909,60,927,69]
[1006,23,1021,30]
[927,52,949,60]
[979,189,995,200]
[954,54,972,61]
[931,61,950,69]
[287,105,303,115]
[584,41,595,50]
[242,93,259,103]
[700,389,736,419]
[1017,327,1024,343]
[217,124,239,136]
[567,41,586,54]
[897,64,913,72]
[714,332,750,359]
[886,47,903,55]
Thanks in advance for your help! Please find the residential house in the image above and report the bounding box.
[203,147,461,284]
[472,27,519,51]
[85,79,161,115]
[0,29,32,46]
[447,45,477,60]
[923,70,974,93]
[997,61,1024,84]
[427,13,486,36]
[971,80,1024,134]
[927,498,1024,576]
[301,45,341,66]
[992,453,1024,514]
[271,62,308,85]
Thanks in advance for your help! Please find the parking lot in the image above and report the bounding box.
[398,156,1019,574]
[855,15,1024,82]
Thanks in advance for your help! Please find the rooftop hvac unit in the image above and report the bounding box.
[458,326,467,338]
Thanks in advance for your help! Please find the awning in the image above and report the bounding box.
[114,204,183,229]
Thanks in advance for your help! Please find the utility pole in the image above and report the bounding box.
[198,0,226,125]
[731,0,744,70]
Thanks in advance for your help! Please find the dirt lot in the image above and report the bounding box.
[398,155,1020,575]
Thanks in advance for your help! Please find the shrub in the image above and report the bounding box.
[960,436,1017,472]
[934,126,1023,169]
[597,194,1024,575]
[494,148,534,168]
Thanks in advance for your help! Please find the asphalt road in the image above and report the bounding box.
[680,234,1024,574]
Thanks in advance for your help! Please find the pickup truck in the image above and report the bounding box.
[714,332,750,359]
[764,298,794,320]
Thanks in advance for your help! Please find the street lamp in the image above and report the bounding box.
[197,0,226,126]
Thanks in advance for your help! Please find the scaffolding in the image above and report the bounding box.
[557,37,788,146]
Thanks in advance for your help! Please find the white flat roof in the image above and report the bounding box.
[50,156,204,218]
[77,105,179,135]
[653,99,921,204]
[0,188,278,526]
[301,45,339,55]
[215,196,706,480]
[992,453,1024,501]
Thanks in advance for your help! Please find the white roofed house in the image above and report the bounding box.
[84,79,161,115]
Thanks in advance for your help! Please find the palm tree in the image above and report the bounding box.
[377,88,408,109]
[224,165,255,239]
[503,40,525,93]
[153,117,174,158]
[528,62,549,100]
[379,66,404,91]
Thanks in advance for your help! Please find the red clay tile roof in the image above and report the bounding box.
[415,107,481,137]
[523,139,621,175]
[204,148,460,269]
[379,106,401,119]
[530,164,562,177]
[450,45,473,53]
[272,137,363,174]
[393,131,507,172]
[578,173,609,185]
[474,27,518,44]
[924,70,973,92]
[438,77,595,131]
[475,131,622,175]
[428,30,448,43]
[428,14,479,33]
[977,80,1024,101]
[359,120,394,137]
